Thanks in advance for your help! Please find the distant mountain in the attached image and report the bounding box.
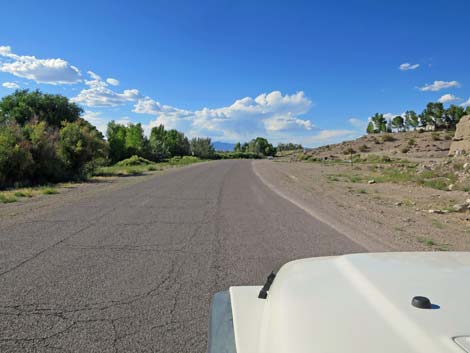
[213,141,235,152]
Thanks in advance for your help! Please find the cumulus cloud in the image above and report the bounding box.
[399,63,420,71]
[82,111,133,135]
[71,71,139,107]
[106,78,119,86]
[460,98,470,108]
[299,129,358,146]
[419,80,461,92]
[438,93,461,104]
[0,45,81,84]
[2,81,19,89]
[348,118,367,129]
[135,91,313,141]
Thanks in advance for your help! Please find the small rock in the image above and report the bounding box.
[465,198,470,204]
[368,179,376,184]
[394,201,402,206]
[452,203,468,212]
[448,184,454,191]
[428,209,444,214]
[464,163,470,170]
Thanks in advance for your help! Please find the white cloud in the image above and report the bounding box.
[0,45,81,84]
[2,81,19,89]
[106,78,119,86]
[82,111,133,135]
[135,91,313,142]
[460,98,470,108]
[399,63,420,71]
[419,80,461,92]
[299,129,358,146]
[348,118,367,129]
[71,71,139,107]
[438,93,461,104]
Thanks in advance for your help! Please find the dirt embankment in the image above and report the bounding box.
[254,159,470,252]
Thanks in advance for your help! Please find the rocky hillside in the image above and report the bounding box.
[303,130,453,161]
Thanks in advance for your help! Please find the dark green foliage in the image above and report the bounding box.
[58,119,107,179]
[215,152,261,159]
[190,137,215,159]
[0,122,33,187]
[366,102,468,134]
[276,143,303,152]
[164,129,190,157]
[149,125,169,160]
[0,90,82,127]
[116,155,153,167]
[238,137,275,156]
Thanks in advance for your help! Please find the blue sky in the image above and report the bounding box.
[1,0,469,146]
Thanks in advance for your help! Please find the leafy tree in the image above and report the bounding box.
[0,90,82,127]
[58,119,107,179]
[125,123,145,156]
[22,120,62,183]
[422,102,445,129]
[164,129,190,157]
[445,105,465,129]
[366,121,375,134]
[277,143,303,151]
[190,137,215,159]
[0,122,33,187]
[404,111,419,130]
[391,115,404,131]
[465,106,470,115]
[107,121,128,163]
[234,142,242,152]
[371,113,387,133]
[149,124,169,160]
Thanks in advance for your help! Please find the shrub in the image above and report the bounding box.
[431,132,440,141]
[358,144,369,152]
[381,134,395,142]
[407,138,416,146]
[0,193,17,203]
[116,155,153,167]
[0,123,33,188]
[401,147,410,153]
[58,119,107,179]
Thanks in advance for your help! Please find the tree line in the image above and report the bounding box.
[0,90,286,189]
[367,102,470,134]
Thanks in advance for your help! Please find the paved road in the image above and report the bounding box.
[0,160,364,352]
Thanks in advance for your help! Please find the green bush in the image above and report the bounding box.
[381,134,395,142]
[116,155,153,167]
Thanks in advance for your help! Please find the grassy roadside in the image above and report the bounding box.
[0,156,204,204]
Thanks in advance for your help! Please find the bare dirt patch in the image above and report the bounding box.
[254,160,470,252]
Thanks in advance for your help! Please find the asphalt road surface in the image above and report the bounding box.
[0,160,365,352]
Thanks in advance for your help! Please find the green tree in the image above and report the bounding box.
[107,121,128,163]
[58,119,107,179]
[371,113,387,133]
[164,129,190,157]
[125,123,146,156]
[22,120,62,182]
[422,102,445,129]
[445,105,465,129]
[0,90,82,127]
[404,111,419,130]
[391,115,405,131]
[366,121,375,134]
[149,124,169,160]
[0,122,33,187]
[190,137,215,159]
[234,142,242,152]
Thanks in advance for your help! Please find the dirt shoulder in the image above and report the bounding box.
[253,160,470,252]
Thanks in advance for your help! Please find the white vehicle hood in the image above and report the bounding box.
[230,252,470,353]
